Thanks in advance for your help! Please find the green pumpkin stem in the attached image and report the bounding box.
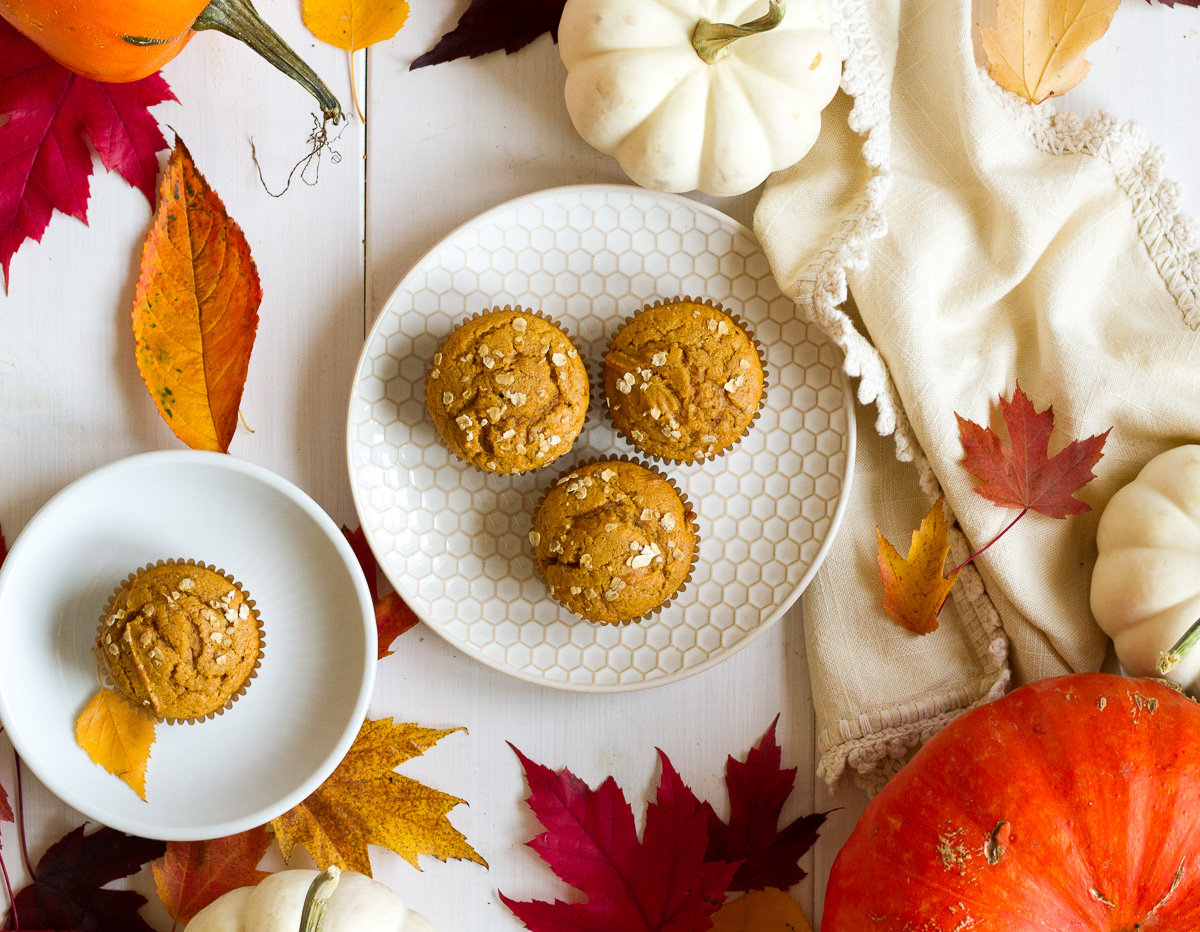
[1157,617,1200,676]
[692,0,786,64]
[193,0,344,124]
[299,866,342,932]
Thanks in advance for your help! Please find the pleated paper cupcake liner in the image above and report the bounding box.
[598,296,768,465]
[425,304,591,475]
[96,558,264,725]
[529,454,700,626]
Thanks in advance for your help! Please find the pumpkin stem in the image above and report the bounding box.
[1158,617,1200,677]
[194,0,344,124]
[299,866,341,932]
[693,0,786,64]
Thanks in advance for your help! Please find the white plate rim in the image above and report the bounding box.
[0,450,378,840]
[347,183,856,694]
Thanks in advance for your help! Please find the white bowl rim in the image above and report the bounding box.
[0,450,378,840]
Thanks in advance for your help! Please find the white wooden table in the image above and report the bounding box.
[0,1,1196,928]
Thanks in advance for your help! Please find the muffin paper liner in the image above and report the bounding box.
[530,455,700,627]
[597,297,768,466]
[96,558,264,725]
[425,305,591,475]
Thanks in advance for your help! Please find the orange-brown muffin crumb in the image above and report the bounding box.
[98,563,259,721]
[532,460,696,624]
[427,308,589,473]
[605,301,763,461]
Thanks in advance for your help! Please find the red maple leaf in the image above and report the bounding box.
[342,525,419,658]
[151,825,273,925]
[500,745,738,932]
[2,825,164,932]
[0,781,11,826]
[0,18,176,290]
[694,718,828,892]
[956,382,1109,519]
[412,0,566,69]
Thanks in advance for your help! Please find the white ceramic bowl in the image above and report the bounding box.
[348,185,854,692]
[0,451,376,840]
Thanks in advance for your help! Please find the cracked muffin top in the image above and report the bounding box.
[426,308,589,474]
[604,301,763,462]
[530,460,696,624]
[98,562,260,721]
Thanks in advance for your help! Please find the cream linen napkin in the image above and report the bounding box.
[756,0,1200,792]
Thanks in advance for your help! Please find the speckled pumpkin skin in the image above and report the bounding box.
[823,673,1200,931]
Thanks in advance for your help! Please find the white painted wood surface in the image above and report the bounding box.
[1,0,1198,928]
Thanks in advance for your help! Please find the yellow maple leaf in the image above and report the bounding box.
[75,688,157,801]
[271,718,486,875]
[876,495,962,635]
[710,888,814,932]
[303,0,410,52]
[980,0,1121,104]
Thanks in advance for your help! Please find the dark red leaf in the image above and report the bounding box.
[0,18,176,289]
[0,524,6,570]
[956,382,1109,519]
[2,825,165,932]
[698,718,828,892]
[412,0,566,69]
[500,744,738,932]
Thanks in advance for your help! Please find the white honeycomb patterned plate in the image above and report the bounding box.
[348,185,854,692]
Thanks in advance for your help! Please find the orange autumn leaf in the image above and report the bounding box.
[876,496,961,635]
[75,688,156,800]
[980,0,1120,104]
[710,888,814,932]
[271,717,485,876]
[132,136,261,453]
[376,591,419,659]
[152,825,273,925]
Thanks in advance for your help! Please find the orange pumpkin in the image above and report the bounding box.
[0,0,342,121]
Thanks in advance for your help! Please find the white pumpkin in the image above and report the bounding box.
[559,0,841,197]
[1091,444,1200,691]
[184,868,436,932]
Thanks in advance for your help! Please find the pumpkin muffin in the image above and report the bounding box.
[604,300,764,462]
[98,562,260,721]
[531,460,697,624]
[427,307,590,474]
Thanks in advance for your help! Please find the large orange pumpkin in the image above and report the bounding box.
[0,0,341,121]
[823,674,1200,931]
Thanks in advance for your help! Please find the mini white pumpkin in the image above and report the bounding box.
[559,0,841,197]
[1091,444,1200,691]
[184,867,436,932]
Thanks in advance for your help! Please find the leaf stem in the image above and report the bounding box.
[13,754,31,880]
[0,844,18,932]
[1158,617,1200,676]
[950,507,1028,575]
[347,50,365,123]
